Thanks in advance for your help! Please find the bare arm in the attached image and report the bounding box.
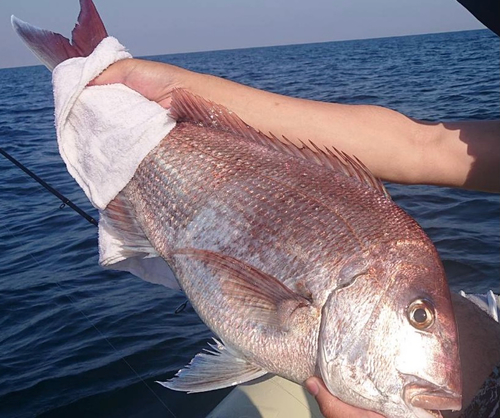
[184,73,500,192]
[93,58,500,192]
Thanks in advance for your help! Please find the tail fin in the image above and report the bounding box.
[11,0,108,71]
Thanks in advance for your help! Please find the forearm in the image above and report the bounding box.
[434,120,500,192]
[180,69,499,191]
[181,71,424,183]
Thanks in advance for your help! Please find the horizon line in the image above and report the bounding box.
[1,28,489,71]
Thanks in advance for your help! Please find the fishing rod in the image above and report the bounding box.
[0,147,98,227]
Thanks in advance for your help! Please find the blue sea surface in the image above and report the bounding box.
[0,29,498,417]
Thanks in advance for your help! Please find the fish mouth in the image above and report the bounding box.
[404,380,462,418]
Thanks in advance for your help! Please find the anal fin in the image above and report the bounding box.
[158,339,267,393]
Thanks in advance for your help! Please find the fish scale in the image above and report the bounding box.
[125,125,352,277]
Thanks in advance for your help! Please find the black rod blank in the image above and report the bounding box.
[0,147,98,227]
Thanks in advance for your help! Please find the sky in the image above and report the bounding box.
[0,0,486,69]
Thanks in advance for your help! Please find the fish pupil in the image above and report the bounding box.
[414,308,427,323]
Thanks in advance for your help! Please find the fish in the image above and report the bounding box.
[12,1,462,417]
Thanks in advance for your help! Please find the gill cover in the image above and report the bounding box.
[317,245,462,418]
[318,266,393,414]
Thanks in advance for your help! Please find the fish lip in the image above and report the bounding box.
[404,381,462,418]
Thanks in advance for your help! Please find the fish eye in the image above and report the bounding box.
[407,299,435,330]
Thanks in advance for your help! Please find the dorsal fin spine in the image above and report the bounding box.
[171,88,390,199]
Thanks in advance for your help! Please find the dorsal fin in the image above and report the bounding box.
[12,0,107,71]
[171,88,390,199]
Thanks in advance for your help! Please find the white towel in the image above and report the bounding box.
[53,36,179,289]
[53,36,176,210]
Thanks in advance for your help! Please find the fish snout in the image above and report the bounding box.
[404,379,462,416]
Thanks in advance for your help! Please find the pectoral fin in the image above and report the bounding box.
[174,248,312,330]
[158,338,267,393]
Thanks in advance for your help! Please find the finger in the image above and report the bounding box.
[305,377,385,418]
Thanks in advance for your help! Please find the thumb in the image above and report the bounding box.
[305,377,385,418]
[305,377,340,417]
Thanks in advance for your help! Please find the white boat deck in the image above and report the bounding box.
[207,376,323,418]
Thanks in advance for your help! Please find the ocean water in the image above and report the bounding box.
[0,29,498,417]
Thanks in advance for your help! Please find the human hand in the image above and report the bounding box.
[305,377,385,418]
[90,58,186,109]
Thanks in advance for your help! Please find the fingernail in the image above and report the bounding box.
[305,379,319,396]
